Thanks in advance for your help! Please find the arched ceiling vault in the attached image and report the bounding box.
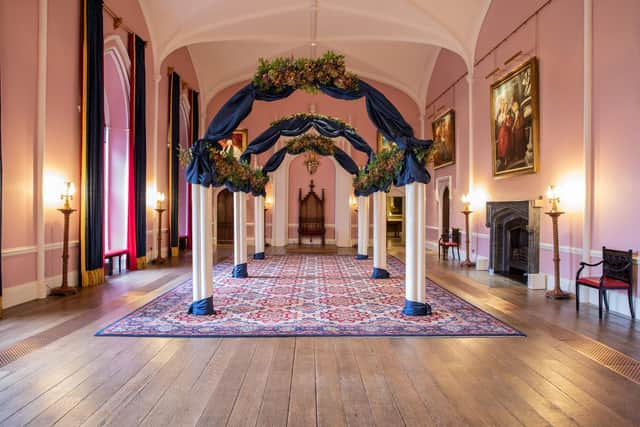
[138,0,491,113]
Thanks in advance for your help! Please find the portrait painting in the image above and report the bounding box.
[220,128,247,160]
[376,131,396,152]
[431,109,455,169]
[490,57,539,178]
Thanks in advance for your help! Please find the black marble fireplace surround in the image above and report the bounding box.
[485,201,540,279]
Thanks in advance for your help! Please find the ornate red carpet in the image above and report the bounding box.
[97,255,523,337]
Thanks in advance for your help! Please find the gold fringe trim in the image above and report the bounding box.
[171,247,179,257]
[136,256,147,270]
[82,268,104,287]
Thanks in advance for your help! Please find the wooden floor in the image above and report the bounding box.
[0,245,638,426]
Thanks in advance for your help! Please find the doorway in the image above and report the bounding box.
[216,189,234,243]
[442,187,450,235]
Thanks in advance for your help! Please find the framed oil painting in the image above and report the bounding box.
[490,57,539,178]
[220,128,247,160]
[376,131,396,152]
[431,109,455,169]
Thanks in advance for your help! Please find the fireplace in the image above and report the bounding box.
[486,201,540,283]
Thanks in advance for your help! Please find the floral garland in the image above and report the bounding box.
[286,134,336,156]
[178,145,269,196]
[253,51,359,94]
[353,147,404,194]
[270,113,356,131]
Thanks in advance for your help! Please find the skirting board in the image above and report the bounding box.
[3,271,79,309]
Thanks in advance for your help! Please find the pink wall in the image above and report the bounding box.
[0,1,200,304]
[425,0,639,300]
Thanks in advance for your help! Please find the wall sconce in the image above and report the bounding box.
[264,195,273,211]
[349,195,358,212]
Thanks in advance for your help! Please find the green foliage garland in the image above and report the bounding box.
[353,147,404,194]
[253,51,359,94]
[270,113,356,131]
[286,134,336,156]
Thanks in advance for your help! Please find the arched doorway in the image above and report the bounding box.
[216,189,234,243]
[103,40,130,258]
[442,186,450,235]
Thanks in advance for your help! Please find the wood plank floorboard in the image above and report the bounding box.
[0,247,636,426]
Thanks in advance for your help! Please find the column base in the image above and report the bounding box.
[232,263,248,278]
[253,252,265,260]
[188,296,215,315]
[371,267,390,279]
[356,254,368,260]
[402,299,432,316]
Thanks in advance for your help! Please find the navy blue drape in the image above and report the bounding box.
[168,72,181,256]
[239,115,373,164]
[187,80,432,189]
[127,33,147,270]
[80,0,105,286]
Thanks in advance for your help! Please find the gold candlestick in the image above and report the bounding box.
[461,194,475,268]
[51,182,78,296]
[153,208,166,264]
[545,185,570,299]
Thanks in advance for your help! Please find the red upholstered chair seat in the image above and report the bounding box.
[576,276,631,289]
[104,249,127,258]
[441,242,459,247]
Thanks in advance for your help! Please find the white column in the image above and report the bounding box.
[466,73,475,254]
[189,184,214,315]
[254,195,265,259]
[356,196,370,259]
[403,183,431,315]
[583,0,593,264]
[36,0,47,297]
[372,191,389,278]
[334,164,352,247]
[233,191,248,277]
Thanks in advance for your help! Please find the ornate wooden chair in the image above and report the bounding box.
[438,228,461,260]
[298,180,326,245]
[575,247,635,319]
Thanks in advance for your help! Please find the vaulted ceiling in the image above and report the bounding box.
[138,0,491,111]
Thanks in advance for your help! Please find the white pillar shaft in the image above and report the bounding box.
[254,195,265,255]
[583,0,593,263]
[191,184,212,302]
[405,183,420,302]
[357,196,370,257]
[372,191,387,271]
[233,192,247,266]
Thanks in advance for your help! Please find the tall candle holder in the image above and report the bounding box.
[545,185,570,299]
[152,192,167,265]
[51,182,78,296]
[461,194,475,268]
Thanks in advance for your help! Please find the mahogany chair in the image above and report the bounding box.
[438,228,461,261]
[575,247,635,319]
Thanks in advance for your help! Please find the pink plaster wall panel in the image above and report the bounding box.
[0,0,38,252]
[591,0,640,252]
[3,254,37,287]
[45,246,80,277]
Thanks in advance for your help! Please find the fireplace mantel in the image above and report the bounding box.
[485,200,540,276]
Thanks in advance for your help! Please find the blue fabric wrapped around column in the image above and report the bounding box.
[371,267,390,279]
[186,79,433,189]
[402,299,432,316]
[188,296,215,315]
[232,263,248,278]
[253,252,265,260]
[355,254,368,260]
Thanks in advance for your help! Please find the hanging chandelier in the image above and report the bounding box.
[304,151,320,175]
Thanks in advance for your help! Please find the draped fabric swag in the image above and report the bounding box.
[126,33,147,270]
[187,80,432,190]
[80,0,105,286]
[168,72,181,257]
[187,90,199,249]
[262,144,358,175]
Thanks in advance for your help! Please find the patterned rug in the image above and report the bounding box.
[96,255,523,338]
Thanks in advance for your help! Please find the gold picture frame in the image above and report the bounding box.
[490,57,539,178]
[431,109,455,169]
[376,131,396,153]
[220,128,248,159]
